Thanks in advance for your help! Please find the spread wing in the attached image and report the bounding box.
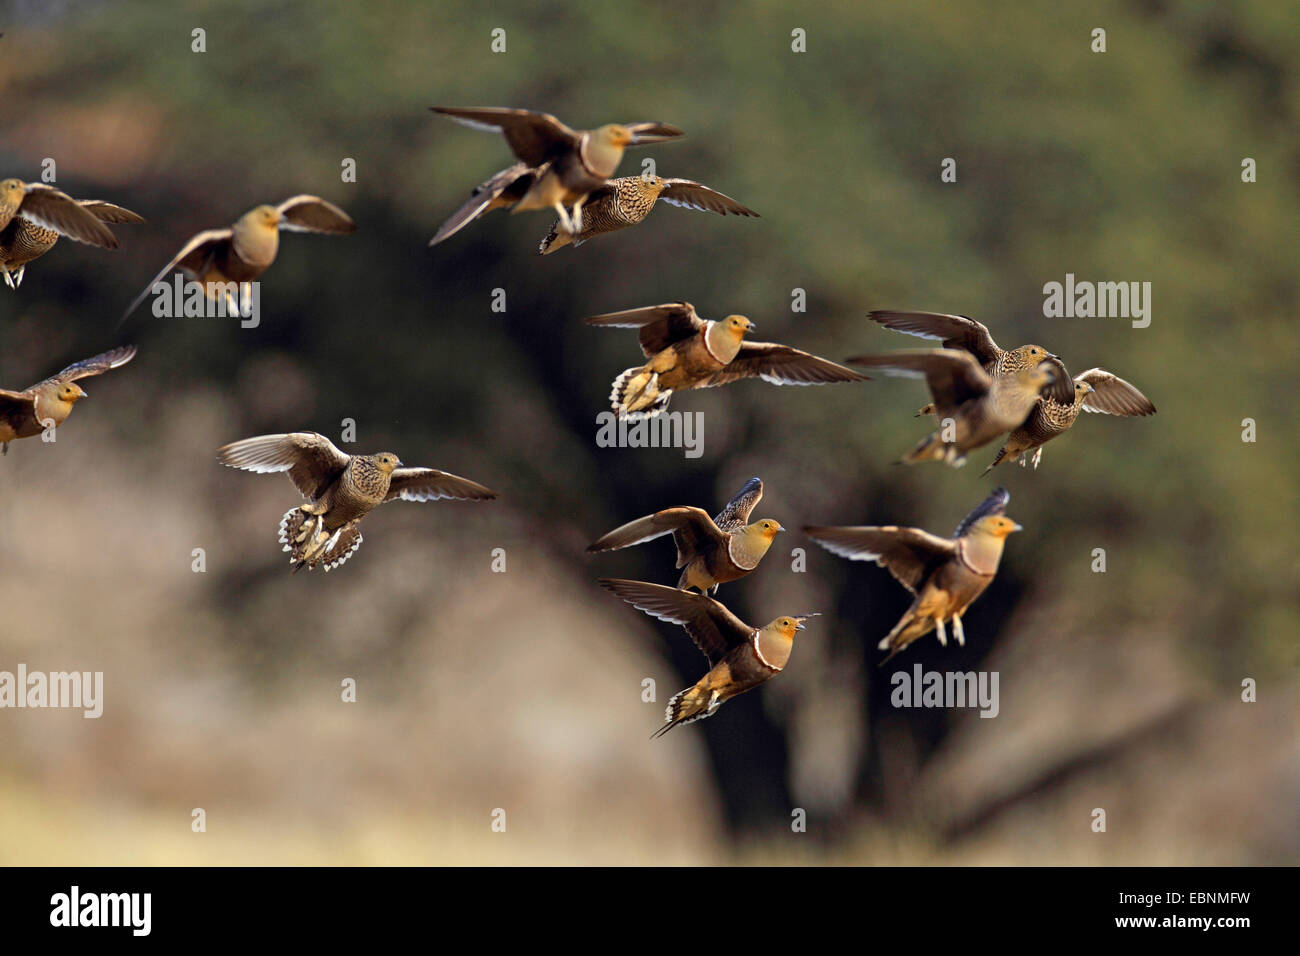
[713,477,763,532]
[432,107,580,165]
[0,389,37,435]
[275,196,356,234]
[658,179,759,217]
[121,228,233,320]
[1077,368,1157,417]
[77,200,145,224]
[867,311,1002,367]
[584,302,707,357]
[953,487,1011,537]
[599,578,754,667]
[701,341,868,387]
[217,432,351,500]
[429,162,540,246]
[17,183,119,247]
[845,348,989,411]
[42,345,138,386]
[588,506,725,568]
[385,467,497,502]
[803,525,957,594]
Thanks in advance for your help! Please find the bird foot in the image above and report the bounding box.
[624,373,661,413]
[295,511,324,545]
[13,266,23,289]
[2,268,12,290]
[935,617,948,647]
[553,204,576,235]
[1031,448,1043,470]
[953,615,966,647]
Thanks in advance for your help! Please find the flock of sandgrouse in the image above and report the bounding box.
[3,107,1156,737]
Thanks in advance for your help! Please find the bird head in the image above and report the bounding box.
[245,205,281,230]
[597,124,637,149]
[971,514,1022,539]
[1074,380,1095,402]
[57,383,87,404]
[745,518,785,543]
[373,453,403,475]
[0,179,25,202]
[765,613,820,640]
[722,314,755,339]
[1012,344,1053,365]
[636,174,668,196]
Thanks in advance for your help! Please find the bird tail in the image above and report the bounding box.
[877,612,935,666]
[915,403,937,418]
[982,445,1009,476]
[653,684,717,738]
[610,367,672,419]
[319,523,363,572]
[278,509,364,573]
[536,221,572,255]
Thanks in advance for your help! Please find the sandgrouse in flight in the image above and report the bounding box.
[600,578,818,737]
[985,368,1156,473]
[217,432,496,573]
[536,175,757,254]
[588,477,780,594]
[805,488,1021,663]
[428,107,683,244]
[590,302,865,419]
[0,179,142,289]
[0,346,137,454]
[123,196,355,320]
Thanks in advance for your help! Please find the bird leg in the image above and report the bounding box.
[934,617,948,647]
[13,266,24,288]
[296,502,327,544]
[301,528,340,565]
[552,202,576,235]
[2,266,13,290]
[1030,447,1044,470]
[569,197,586,234]
[623,373,661,413]
[952,614,966,647]
[222,286,241,317]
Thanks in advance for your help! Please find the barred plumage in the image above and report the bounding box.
[537,175,757,253]
[218,432,496,573]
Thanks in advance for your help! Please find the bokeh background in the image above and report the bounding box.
[0,0,1296,864]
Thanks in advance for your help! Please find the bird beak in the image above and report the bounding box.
[747,321,757,331]
[775,523,786,533]
[796,622,806,631]
[1010,522,1024,533]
